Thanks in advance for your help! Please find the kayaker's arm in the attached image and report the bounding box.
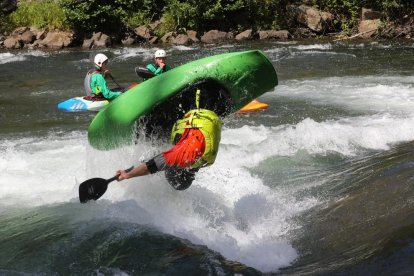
[91,73,122,100]
[117,163,149,181]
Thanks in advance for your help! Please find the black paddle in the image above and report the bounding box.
[106,72,122,87]
[135,66,156,79]
[78,166,134,203]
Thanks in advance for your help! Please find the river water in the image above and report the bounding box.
[1,41,414,275]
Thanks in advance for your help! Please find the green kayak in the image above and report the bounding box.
[88,50,278,150]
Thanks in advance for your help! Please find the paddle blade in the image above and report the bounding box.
[135,66,155,79]
[79,178,109,203]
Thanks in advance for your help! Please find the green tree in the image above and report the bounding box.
[59,0,164,38]
[162,0,286,32]
[8,0,68,30]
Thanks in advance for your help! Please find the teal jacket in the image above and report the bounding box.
[146,63,171,75]
[90,73,122,100]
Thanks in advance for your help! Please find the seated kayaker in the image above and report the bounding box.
[144,49,172,80]
[83,53,122,101]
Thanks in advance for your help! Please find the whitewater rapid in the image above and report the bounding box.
[1,42,414,272]
[3,79,414,271]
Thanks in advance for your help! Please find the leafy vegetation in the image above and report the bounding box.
[59,0,163,37]
[161,0,286,32]
[3,0,414,38]
[8,0,68,30]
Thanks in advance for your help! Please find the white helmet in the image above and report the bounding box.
[154,49,167,58]
[94,53,108,68]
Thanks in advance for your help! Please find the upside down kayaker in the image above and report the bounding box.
[116,89,221,190]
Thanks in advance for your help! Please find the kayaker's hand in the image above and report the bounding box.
[159,61,166,69]
[116,169,130,181]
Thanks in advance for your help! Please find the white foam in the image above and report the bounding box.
[0,51,49,64]
[273,41,299,45]
[369,42,392,48]
[111,47,155,62]
[292,50,356,57]
[29,50,50,57]
[0,52,26,64]
[264,43,356,60]
[112,46,192,63]
[73,123,327,272]
[0,129,310,272]
[0,132,87,206]
[99,143,313,272]
[78,58,91,63]
[292,43,333,50]
[30,89,58,96]
[172,45,196,51]
[220,113,414,165]
[278,76,414,114]
[214,44,236,49]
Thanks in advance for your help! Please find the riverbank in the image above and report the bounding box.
[1,5,413,50]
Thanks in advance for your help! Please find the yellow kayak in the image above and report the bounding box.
[237,99,269,113]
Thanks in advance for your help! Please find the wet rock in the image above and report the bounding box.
[148,36,158,44]
[4,36,21,49]
[358,19,382,38]
[160,32,192,45]
[20,30,36,44]
[27,40,41,49]
[121,36,135,45]
[186,30,199,43]
[93,33,111,47]
[161,31,176,43]
[293,27,317,38]
[148,20,161,32]
[30,27,47,40]
[172,34,190,45]
[357,8,383,38]
[40,31,73,49]
[289,5,334,33]
[11,26,28,36]
[82,38,94,49]
[82,32,111,48]
[134,25,152,40]
[258,30,291,40]
[133,25,159,44]
[235,29,253,41]
[3,27,48,49]
[201,30,233,43]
